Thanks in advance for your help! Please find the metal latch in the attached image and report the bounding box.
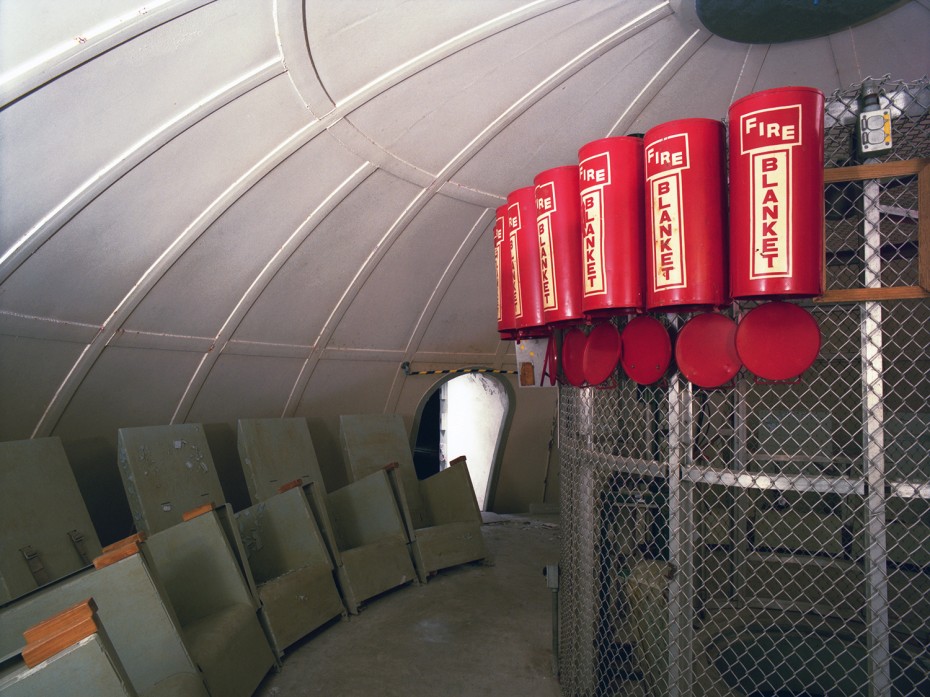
[20,545,50,586]
[68,529,91,565]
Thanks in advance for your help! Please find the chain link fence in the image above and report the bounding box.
[559,77,930,697]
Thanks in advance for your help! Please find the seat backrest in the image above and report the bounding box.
[235,487,332,583]
[339,415,425,524]
[145,509,255,627]
[117,424,226,534]
[325,470,408,549]
[237,418,326,503]
[0,437,103,604]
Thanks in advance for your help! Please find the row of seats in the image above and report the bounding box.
[0,415,487,696]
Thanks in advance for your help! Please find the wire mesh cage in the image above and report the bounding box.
[559,77,930,697]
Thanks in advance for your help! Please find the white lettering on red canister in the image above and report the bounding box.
[507,202,523,319]
[494,213,504,323]
[646,133,689,292]
[535,181,559,313]
[740,105,801,279]
[578,152,611,296]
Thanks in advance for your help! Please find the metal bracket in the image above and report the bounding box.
[68,529,91,565]
[20,545,50,586]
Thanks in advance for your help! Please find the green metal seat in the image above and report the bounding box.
[117,423,345,656]
[339,414,487,582]
[237,418,417,614]
[145,508,274,697]
[0,437,103,604]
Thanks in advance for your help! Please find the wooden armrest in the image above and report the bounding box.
[93,539,143,569]
[101,531,147,554]
[21,598,100,667]
[182,502,216,522]
[277,478,303,494]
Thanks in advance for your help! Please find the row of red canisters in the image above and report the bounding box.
[495,85,825,341]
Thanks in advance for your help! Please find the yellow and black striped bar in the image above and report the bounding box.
[401,362,517,376]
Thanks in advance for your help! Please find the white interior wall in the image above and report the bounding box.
[443,374,510,510]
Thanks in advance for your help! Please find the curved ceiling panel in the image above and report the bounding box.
[417,227,503,357]
[0,335,86,439]
[53,345,204,440]
[0,0,279,248]
[346,1,663,175]
[187,353,306,425]
[329,194,488,351]
[0,73,302,326]
[230,168,421,348]
[305,0,534,105]
[0,0,145,69]
[452,13,696,194]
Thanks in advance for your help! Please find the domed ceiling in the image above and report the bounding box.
[0,0,928,530]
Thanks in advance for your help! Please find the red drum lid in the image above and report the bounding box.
[675,313,741,388]
[620,316,672,385]
[735,302,821,380]
[582,323,622,386]
[561,328,588,387]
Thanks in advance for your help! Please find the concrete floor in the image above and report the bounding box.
[255,513,562,697]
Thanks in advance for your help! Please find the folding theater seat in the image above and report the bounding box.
[339,414,486,582]
[237,417,416,614]
[117,423,343,657]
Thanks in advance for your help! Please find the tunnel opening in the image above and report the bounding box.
[413,373,510,511]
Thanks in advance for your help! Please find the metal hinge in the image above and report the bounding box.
[68,529,91,565]
[20,545,50,586]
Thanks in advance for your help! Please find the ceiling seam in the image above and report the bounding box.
[273,0,585,182]
[728,44,771,106]
[273,0,335,117]
[0,0,217,109]
[0,58,285,285]
[169,162,377,424]
[282,2,672,414]
[607,25,713,136]
[383,208,496,414]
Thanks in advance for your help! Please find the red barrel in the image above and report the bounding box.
[728,86,824,298]
[534,166,584,326]
[495,204,517,339]
[577,136,645,315]
[644,118,727,311]
[507,186,547,337]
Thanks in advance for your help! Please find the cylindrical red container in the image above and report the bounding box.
[577,136,645,315]
[534,166,584,326]
[728,86,824,298]
[495,204,517,339]
[644,118,727,311]
[507,186,547,337]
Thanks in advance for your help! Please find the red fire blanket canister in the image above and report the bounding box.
[534,166,584,326]
[577,136,646,315]
[728,86,825,298]
[507,186,548,337]
[495,204,517,339]
[644,118,727,311]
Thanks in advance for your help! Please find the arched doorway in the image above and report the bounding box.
[412,373,511,511]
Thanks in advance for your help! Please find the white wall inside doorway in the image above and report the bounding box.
[440,373,508,511]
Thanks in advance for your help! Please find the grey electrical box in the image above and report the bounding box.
[117,424,226,535]
[0,437,102,604]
